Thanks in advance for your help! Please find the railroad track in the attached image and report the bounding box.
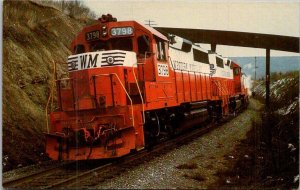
[43,124,218,189]
[2,161,75,188]
[2,160,109,189]
[3,111,242,189]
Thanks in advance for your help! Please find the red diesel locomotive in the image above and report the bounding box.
[46,15,248,161]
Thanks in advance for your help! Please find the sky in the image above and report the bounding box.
[84,0,300,57]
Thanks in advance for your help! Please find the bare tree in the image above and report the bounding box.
[36,0,97,20]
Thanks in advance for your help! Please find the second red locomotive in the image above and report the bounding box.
[46,15,248,161]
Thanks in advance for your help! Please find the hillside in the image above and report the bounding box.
[217,72,299,188]
[3,0,95,171]
[253,71,299,112]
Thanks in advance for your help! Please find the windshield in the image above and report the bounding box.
[91,38,133,52]
[234,68,240,76]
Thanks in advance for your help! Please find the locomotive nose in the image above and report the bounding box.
[45,112,138,161]
[61,123,118,148]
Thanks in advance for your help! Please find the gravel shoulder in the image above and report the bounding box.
[93,99,262,189]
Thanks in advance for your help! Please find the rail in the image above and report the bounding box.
[93,73,135,127]
[2,161,75,188]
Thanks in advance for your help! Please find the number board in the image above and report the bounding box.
[110,27,133,36]
[157,63,169,77]
[86,30,100,41]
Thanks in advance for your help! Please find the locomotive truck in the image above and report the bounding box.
[46,14,248,160]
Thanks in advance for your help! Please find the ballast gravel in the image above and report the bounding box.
[94,99,262,189]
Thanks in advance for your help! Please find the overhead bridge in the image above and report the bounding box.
[155,27,300,110]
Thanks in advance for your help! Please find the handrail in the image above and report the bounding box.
[55,78,73,82]
[93,73,135,127]
[45,61,56,133]
[132,62,145,124]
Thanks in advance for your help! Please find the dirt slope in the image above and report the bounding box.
[3,0,93,171]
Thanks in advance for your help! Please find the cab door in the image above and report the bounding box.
[233,67,242,93]
[155,37,169,81]
[145,37,175,106]
[136,34,155,82]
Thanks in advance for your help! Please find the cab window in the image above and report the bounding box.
[90,38,133,52]
[216,57,224,68]
[226,60,231,66]
[137,35,150,56]
[234,68,240,76]
[155,37,166,61]
[91,42,108,51]
[111,38,132,51]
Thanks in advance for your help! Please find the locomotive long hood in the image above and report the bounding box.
[67,50,137,72]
